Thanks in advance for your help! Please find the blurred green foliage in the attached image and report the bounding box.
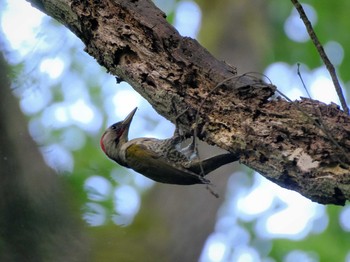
[2,0,350,260]
[267,0,350,82]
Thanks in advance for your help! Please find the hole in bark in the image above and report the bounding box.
[141,73,148,83]
[259,154,268,163]
[113,46,137,65]
[140,73,156,88]
[90,18,98,30]
[333,187,346,205]
[276,135,284,142]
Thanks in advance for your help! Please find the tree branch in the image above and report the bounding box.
[26,0,350,205]
[290,0,349,115]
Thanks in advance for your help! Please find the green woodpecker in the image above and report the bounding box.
[100,108,237,185]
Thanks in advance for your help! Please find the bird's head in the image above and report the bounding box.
[100,107,137,160]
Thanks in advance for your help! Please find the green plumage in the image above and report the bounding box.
[101,108,238,185]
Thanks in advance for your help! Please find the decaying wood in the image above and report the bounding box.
[27,0,350,205]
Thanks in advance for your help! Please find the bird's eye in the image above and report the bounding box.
[111,125,116,130]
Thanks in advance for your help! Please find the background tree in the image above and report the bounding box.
[0,51,88,261]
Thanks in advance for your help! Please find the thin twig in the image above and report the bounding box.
[297,63,312,99]
[291,0,349,115]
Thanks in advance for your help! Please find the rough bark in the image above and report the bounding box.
[26,0,350,205]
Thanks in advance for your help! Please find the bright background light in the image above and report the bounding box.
[1,0,348,261]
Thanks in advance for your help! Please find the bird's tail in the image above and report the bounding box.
[188,153,239,175]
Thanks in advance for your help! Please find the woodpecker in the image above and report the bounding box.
[100,108,238,185]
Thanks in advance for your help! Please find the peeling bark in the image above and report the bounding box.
[27,0,350,205]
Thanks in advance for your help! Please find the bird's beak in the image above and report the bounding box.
[122,107,137,127]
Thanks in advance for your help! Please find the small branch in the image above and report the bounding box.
[290,0,349,115]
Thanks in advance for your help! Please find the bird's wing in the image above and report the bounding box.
[125,143,210,185]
